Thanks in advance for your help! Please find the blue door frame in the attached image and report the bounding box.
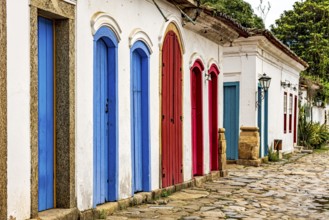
[224,82,240,160]
[93,26,118,206]
[38,16,54,211]
[130,41,151,194]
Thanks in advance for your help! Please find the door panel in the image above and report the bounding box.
[132,51,143,192]
[223,83,240,160]
[38,16,54,211]
[191,66,203,176]
[94,39,109,205]
[161,31,182,187]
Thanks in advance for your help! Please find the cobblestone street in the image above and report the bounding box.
[109,151,329,220]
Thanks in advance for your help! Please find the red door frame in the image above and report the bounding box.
[161,30,183,187]
[293,95,298,143]
[190,59,204,176]
[208,64,219,171]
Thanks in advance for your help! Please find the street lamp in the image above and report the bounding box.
[256,73,272,108]
[259,73,272,91]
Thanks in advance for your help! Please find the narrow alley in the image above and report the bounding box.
[110,151,329,220]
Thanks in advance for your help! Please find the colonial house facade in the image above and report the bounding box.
[223,30,308,157]
[0,0,307,219]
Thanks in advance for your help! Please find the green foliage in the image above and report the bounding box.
[161,189,169,197]
[201,0,265,29]
[268,145,279,162]
[271,0,329,81]
[298,106,329,149]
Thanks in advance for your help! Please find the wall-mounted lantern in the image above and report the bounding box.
[256,73,272,108]
[205,73,212,81]
[259,73,272,91]
[281,80,291,89]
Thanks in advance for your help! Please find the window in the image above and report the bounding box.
[284,92,287,133]
[289,94,293,133]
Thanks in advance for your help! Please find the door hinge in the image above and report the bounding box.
[180,116,183,122]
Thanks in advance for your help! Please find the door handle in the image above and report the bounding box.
[105,99,109,113]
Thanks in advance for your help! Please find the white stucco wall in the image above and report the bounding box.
[76,0,223,211]
[7,0,31,219]
[223,37,304,155]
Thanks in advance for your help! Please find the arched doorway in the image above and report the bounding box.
[93,26,118,205]
[131,41,151,193]
[161,26,183,188]
[191,60,204,176]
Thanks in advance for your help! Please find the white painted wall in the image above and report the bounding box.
[76,0,223,211]
[223,37,304,155]
[7,0,31,219]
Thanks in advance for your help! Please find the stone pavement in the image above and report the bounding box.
[109,151,329,220]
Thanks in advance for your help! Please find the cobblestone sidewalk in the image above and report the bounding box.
[109,151,329,220]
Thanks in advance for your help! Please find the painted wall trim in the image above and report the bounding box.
[129,28,153,54]
[207,58,219,71]
[189,53,205,69]
[158,15,185,54]
[91,12,122,41]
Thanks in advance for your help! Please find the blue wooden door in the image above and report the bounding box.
[131,42,150,194]
[224,82,240,160]
[94,27,118,206]
[94,39,109,205]
[132,51,143,192]
[38,17,54,211]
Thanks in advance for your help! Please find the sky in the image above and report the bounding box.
[244,0,300,29]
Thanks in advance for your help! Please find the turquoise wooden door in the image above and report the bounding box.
[258,87,269,157]
[93,27,118,206]
[38,16,54,211]
[131,41,150,193]
[224,82,240,160]
[257,86,263,156]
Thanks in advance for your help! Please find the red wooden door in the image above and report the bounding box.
[208,66,219,171]
[191,61,204,176]
[161,31,183,187]
[293,95,298,143]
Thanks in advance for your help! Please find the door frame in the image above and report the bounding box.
[93,26,119,206]
[208,64,219,171]
[130,41,151,194]
[190,59,204,176]
[223,82,240,160]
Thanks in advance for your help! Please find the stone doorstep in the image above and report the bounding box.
[30,208,79,220]
[237,159,262,167]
